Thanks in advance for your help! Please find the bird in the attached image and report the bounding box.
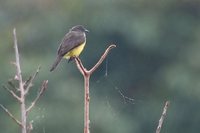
[50,25,89,72]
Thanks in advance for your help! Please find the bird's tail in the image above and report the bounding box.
[50,56,62,72]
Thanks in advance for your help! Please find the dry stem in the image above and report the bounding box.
[13,28,27,133]
[1,28,48,133]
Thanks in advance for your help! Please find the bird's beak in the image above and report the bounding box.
[85,29,89,33]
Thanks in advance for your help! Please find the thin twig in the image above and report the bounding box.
[75,57,87,75]
[25,65,41,95]
[0,104,23,127]
[3,85,21,102]
[8,79,18,90]
[26,80,48,114]
[89,44,116,74]
[156,101,170,133]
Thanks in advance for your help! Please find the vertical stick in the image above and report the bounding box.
[84,75,90,133]
[21,93,26,133]
[13,28,27,133]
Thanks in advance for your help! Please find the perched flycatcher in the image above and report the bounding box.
[50,25,89,72]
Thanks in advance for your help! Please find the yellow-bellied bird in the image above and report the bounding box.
[50,25,89,72]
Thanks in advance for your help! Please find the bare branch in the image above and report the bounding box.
[5,28,48,133]
[25,65,41,95]
[74,44,116,133]
[156,101,170,133]
[89,44,116,74]
[3,85,21,102]
[0,104,23,127]
[13,28,27,133]
[26,80,48,113]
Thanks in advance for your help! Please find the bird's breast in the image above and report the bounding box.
[63,42,86,59]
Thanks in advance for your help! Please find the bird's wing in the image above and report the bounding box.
[57,31,85,56]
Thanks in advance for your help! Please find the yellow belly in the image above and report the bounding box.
[63,42,86,59]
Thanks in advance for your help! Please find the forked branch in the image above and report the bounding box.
[75,44,116,75]
[74,44,116,133]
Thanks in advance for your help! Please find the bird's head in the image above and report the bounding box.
[70,25,89,33]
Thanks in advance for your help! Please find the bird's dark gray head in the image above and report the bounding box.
[70,25,89,33]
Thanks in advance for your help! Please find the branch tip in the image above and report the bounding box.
[89,44,116,74]
[156,101,170,133]
[25,65,42,94]
[13,28,16,35]
[109,44,116,48]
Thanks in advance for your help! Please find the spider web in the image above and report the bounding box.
[95,57,135,105]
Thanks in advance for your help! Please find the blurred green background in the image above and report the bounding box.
[1,0,200,133]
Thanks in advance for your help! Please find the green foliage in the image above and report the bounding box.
[1,0,200,133]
